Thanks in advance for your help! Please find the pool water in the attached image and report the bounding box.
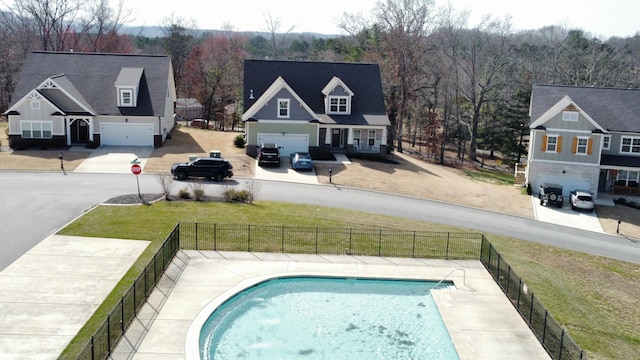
[200,277,459,359]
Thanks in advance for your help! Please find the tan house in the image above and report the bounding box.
[4,51,176,148]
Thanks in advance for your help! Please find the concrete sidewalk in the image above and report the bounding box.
[0,235,149,359]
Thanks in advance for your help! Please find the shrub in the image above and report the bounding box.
[155,173,175,200]
[178,188,191,199]
[188,180,207,201]
[233,134,245,148]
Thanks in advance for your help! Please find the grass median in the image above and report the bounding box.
[57,200,639,360]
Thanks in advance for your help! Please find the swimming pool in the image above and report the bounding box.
[199,277,459,359]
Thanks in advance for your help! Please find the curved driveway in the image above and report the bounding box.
[1,172,639,271]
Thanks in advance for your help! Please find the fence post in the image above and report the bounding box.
[247,225,251,252]
[529,293,535,325]
[446,232,451,259]
[281,225,285,253]
[542,310,548,343]
[107,315,111,357]
[91,335,95,360]
[214,223,217,251]
[121,298,125,334]
[195,223,198,250]
[378,229,382,257]
[315,227,319,254]
[558,328,565,360]
[349,228,352,254]
[506,266,511,296]
[412,230,416,258]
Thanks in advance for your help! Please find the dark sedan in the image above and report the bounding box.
[290,152,314,171]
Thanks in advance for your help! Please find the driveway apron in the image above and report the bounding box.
[73,146,154,173]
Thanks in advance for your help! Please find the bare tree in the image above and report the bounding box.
[373,0,438,153]
[79,0,132,52]
[11,0,82,51]
[263,12,295,59]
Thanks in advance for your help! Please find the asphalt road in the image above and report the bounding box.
[1,172,639,271]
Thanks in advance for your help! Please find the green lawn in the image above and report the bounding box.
[58,200,639,360]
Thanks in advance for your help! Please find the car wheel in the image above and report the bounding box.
[571,204,576,210]
[215,173,224,182]
[176,172,187,180]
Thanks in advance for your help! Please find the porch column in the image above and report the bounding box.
[324,127,332,145]
[347,128,353,145]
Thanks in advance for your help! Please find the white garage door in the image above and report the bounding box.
[257,134,309,155]
[534,175,591,196]
[101,123,154,146]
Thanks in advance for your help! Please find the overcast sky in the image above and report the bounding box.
[115,0,640,39]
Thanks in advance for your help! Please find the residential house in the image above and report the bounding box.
[526,84,640,198]
[242,59,391,157]
[175,98,204,122]
[4,51,176,148]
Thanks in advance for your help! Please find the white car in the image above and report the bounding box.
[570,190,595,211]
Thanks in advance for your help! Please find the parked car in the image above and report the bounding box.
[570,189,595,211]
[170,158,233,181]
[290,152,314,171]
[258,143,280,166]
[539,183,563,208]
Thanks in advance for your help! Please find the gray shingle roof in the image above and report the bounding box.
[243,59,390,126]
[531,85,640,133]
[10,51,172,117]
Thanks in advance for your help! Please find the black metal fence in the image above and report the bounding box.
[178,223,483,259]
[74,224,180,360]
[75,223,588,360]
[480,239,587,360]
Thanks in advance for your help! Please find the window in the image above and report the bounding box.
[328,96,349,114]
[562,111,578,121]
[617,170,639,187]
[31,101,40,110]
[278,98,290,118]
[21,121,52,139]
[575,137,589,155]
[545,135,559,152]
[603,135,610,150]
[368,129,376,146]
[119,88,134,107]
[620,136,640,154]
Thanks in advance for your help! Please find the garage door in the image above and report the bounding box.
[534,175,591,196]
[257,134,309,155]
[101,123,154,146]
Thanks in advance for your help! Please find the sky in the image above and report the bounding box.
[116,0,640,39]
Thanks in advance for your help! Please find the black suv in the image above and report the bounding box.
[171,158,233,181]
[258,143,280,166]
[539,183,563,208]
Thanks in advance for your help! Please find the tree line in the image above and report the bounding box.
[2,0,640,166]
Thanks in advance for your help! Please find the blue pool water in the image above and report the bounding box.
[200,277,459,359]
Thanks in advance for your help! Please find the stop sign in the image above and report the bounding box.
[131,163,142,175]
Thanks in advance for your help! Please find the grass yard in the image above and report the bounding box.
[57,200,639,360]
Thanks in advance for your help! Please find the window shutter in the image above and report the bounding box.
[587,138,593,154]
[557,136,563,152]
[572,137,578,154]
[542,135,548,152]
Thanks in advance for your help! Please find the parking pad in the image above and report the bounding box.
[74,146,154,174]
[532,195,604,233]
[254,156,319,184]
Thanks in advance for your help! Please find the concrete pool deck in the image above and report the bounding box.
[115,251,551,360]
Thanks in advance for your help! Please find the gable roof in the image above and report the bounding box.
[7,51,173,117]
[242,76,316,121]
[530,85,640,133]
[243,59,390,126]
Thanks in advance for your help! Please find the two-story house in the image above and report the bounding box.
[4,51,176,148]
[526,84,640,198]
[242,59,391,157]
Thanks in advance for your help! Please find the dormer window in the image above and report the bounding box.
[329,96,349,114]
[322,76,354,115]
[278,98,290,118]
[115,67,143,107]
[120,89,134,106]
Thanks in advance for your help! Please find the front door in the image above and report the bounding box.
[331,129,342,148]
[70,119,89,144]
[598,170,607,192]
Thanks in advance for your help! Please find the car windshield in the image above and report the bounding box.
[297,154,311,160]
